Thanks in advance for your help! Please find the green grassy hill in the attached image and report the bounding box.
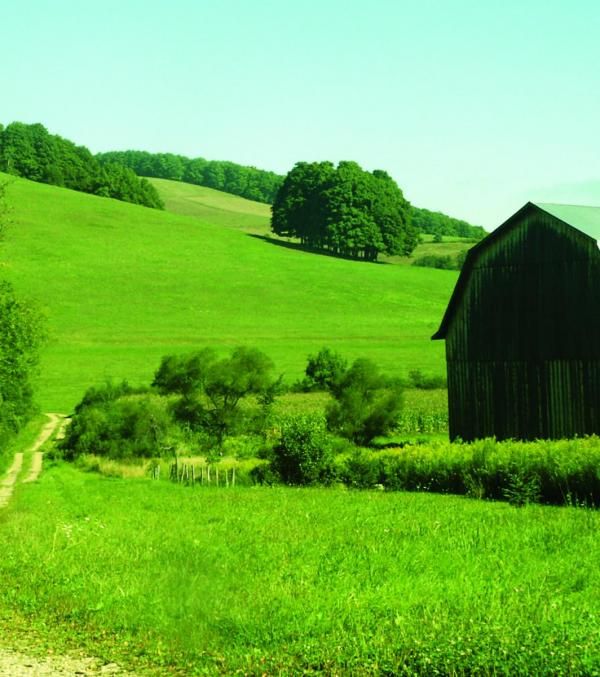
[1,174,457,411]
[148,177,271,234]
[149,177,474,264]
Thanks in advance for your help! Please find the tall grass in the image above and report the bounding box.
[2,465,600,674]
[341,436,600,506]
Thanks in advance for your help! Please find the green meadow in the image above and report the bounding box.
[2,174,600,676]
[147,177,272,234]
[2,465,600,675]
[1,174,456,412]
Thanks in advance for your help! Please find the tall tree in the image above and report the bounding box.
[272,160,416,261]
[0,182,44,446]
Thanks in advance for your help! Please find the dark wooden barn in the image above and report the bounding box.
[432,202,600,441]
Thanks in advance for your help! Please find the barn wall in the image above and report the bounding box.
[447,358,600,440]
[445,208,600,440]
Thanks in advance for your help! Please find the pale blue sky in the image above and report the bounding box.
[2,0,600,229]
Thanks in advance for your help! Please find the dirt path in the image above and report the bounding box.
[22,413,62,484]
[0,648,134,675]
[0,413,63,505]
[0,453,24,509]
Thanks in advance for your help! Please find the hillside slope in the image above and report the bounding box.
[150,177,475,264]
[148,177,271,233]
[1,174,457,411]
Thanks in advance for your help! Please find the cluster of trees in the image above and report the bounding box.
[272,161,419,261]
[0,122,164,209]
[96,150,282,204]
[0,182,44,450]
[411,207,485,239]
[61,346,404,470]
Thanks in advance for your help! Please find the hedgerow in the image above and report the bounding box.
[339,436,600,506]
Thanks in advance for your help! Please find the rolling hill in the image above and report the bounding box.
[147,177,271,233]
[0,173,458,412]
[149,176,474,264]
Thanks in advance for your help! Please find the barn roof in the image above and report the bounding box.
[534,203,600,241]
[432,201,600,340]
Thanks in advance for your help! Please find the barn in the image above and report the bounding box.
[432,202,600,441]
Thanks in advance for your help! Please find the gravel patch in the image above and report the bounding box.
[0,648,136,676]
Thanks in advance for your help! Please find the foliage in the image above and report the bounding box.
[326,358,403,445]
[73,379,148,413]
[0,121,163,209]
[0,282,44,447]
[154,346,279,445]
[407,368,447,389]
[412,251,467,270]
[152,348,216,397]
[272,161,418,261]
[3,469,600,675]
[339,436,600,506]
[0,181,44,451]
[61,392,177,460]
[271,414,335,485]
[96,149,282,204]
[294,346,347,392]
[411,205,486,239]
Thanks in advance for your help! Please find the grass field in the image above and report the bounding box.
[1,174,457,412]
[147,178,272,234]
[150,177,476,265]
[2,464,599,675]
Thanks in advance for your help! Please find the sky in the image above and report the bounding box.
[2,0,600,229]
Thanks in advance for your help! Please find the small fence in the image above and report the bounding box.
[158,460,237,487]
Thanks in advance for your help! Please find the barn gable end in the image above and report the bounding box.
[433,202,600,441]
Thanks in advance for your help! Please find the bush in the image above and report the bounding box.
[154,346,279,445]
[294,347,347,392]
[411,251,467,270]
[336,436,600,507]
[407,369,446,389]
[326,358,403,446]
[62,393,177,460]
[272,415,336,485]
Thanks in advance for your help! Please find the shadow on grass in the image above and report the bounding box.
[246,233,390,264]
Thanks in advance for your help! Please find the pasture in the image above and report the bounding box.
[1,464,599,675]
[1,174,456,412]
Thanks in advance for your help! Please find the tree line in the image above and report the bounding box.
[411,207,485,239]
[100,149,485,240]
[0,122,164,209]
[271,161,419,261]
[96,150,283,204]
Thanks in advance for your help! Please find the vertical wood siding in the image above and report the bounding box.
[445,209,600,441]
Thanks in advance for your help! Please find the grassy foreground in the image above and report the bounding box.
[1,464,599,675]
[1,174,456,412]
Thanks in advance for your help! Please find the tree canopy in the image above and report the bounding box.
[0,181,44,447]
[0,122,164,209]
[272,161,419,261]
[96,150,283,204]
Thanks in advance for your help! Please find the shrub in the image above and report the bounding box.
[62,393,177,460]
[272,415,336,485]
[407,369,447,390]
[335,436,600,507]
[294,347,348,392]
[326,358,403,445]
[74,379,147,413]
[155,346,279,445]
[411,251,467,270]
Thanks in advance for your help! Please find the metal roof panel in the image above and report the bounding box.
[533,202,600,241]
